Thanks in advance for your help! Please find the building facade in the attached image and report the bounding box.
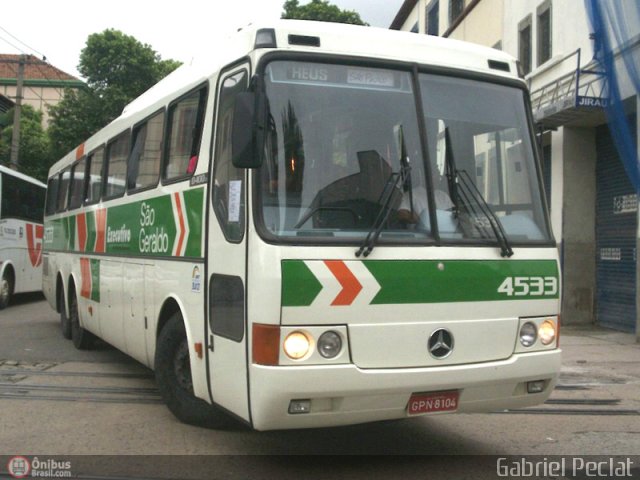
[0,54,83,127]
[391,0,640,338]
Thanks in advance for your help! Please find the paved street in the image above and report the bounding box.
[0,293,639,478]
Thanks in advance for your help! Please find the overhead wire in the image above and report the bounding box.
[0,25,81,99]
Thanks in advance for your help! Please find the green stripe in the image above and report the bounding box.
[65,216,76,250]
[365,260,558,304]
[43,188,205,258]
[281,261,323,307]
[86,212,96,252]
[183,189,204,257]
[281,259,559,306]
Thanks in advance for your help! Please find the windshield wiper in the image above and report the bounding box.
[355,126,411,258]
[444,128,514,258]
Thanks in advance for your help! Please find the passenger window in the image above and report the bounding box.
[57,168,71,212]
[128,110,164,191]
[213,69,248,242]
[0,174,45,222]
[104,132,130,198]
[68,157,87,210]
[86,147,105,204]
[45,176,60,216]
[164,87,207,181]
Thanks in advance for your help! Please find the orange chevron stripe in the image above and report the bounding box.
[77,213,87,252]
[324,260,363,306]
[94,208,107,253]
[174,192,186,256]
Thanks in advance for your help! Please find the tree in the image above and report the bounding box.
[0,105,52,181]
[47,87,107,161]
[48,29,181,159]
[282,0,368,25]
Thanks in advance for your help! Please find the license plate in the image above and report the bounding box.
[407,390,460,415]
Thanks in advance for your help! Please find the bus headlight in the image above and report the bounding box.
[538,319,556,345]
[283,331,312,360]
[519,322,537,347]
[318,331,342,359]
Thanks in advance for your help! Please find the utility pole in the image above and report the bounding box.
[9,54,25,170]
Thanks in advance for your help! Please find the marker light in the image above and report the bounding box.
[252,324,280,366]
[519,322,537,347]
[539,319,557,345]
[283,331,312,360]
[255,28,277,49]
[318,331,342,359]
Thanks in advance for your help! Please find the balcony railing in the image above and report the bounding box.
[529,49,608,128]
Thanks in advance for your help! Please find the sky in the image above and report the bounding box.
[0,0,403,80]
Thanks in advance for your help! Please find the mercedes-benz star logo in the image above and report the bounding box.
[428,329,454,359]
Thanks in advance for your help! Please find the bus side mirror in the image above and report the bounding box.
[232,92,262,169]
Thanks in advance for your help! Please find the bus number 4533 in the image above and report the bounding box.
[497,276,558,297]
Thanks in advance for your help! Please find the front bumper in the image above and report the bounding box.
[249,349,561,431]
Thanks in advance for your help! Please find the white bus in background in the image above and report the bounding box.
[0,165,46,308]
[42,20,561,431]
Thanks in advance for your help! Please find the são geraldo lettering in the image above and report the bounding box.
[138,202,170,254]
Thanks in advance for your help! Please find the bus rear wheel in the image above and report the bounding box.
[60,289,72,339]
[70,291,94,350]
[155,312,234,429]
[0,271,13,309]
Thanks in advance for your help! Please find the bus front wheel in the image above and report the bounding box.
[155,312,234,429]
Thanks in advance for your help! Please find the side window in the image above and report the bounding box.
[0,175,45,222]
[86,147,105,204]
[57,168,71,212]
[105,132,130,199]
[518,16,532,75]
[213,69,248,242]
[128,110,164,191]
[164,87,207,181]
[45,176,59,216]
[68,157,87,210]
[32,185,45,222]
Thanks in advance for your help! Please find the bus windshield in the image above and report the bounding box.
[257,60,551,245]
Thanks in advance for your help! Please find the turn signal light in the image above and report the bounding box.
[252,323,280,366]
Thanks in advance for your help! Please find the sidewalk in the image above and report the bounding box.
[544,325,640,415]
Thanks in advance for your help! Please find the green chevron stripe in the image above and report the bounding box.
[183,188,204,257]
[86,211,96,252]
[281,261,323,307]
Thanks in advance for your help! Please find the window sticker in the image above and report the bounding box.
[228,180,242,223]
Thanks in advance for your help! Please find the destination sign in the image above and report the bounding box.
[267,61,409,92]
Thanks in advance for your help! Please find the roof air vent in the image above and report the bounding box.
[488,60,510,72]
[288,35,321,47]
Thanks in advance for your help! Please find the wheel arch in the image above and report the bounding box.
[1,261,15,289]
[156,296,184,340]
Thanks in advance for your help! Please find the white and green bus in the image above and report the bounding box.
[43,20,561,430]
[0,165,46,308]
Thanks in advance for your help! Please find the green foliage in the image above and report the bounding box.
[282,0,368,25]
[47,87,107,161]
[47,29,182,161]
[0,105,52,181]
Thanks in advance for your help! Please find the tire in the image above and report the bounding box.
[155,312,234,429]
[0,271,13,309]
[69,290,94,350]
[60,290,72,339]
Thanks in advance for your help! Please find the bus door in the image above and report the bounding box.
[205,66,251,421]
